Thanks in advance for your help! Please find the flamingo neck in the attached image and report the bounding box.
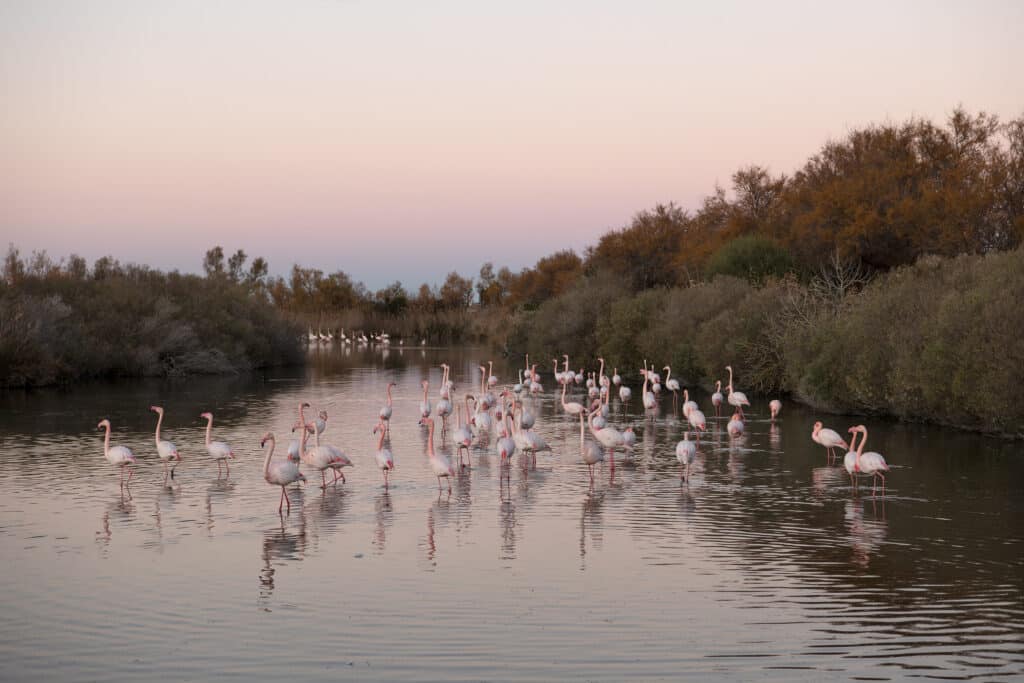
[664,366,670,382]
[683,389,689,402]
[103,424,111,455]
[561,380,568,405]
[579,412,585,452]
[386,384,393,406]
[204,417,213,446]
[154,411,163,446]
[425,420,435,456]
[298,403,308,431]
[376,425,385,450]
[262,438,275,477]
[598,358,605,380]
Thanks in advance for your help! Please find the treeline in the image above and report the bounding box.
[0,248,302,387]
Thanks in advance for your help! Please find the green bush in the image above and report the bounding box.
[706,235,796,285]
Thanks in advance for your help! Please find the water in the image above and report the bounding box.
[0,346,1021,681]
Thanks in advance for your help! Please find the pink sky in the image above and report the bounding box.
[2,1,1022,289]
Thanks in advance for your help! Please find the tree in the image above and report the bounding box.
[203,246,225,278]
[227,249,247,282]
[439,271,474,309]
[705,235,795,285]
[586,203,690,290]
[375,281,409,315]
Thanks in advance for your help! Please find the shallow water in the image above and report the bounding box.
[0,345,1021,681]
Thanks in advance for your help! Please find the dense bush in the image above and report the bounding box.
[705,235,796,284]
[0,252,302,387]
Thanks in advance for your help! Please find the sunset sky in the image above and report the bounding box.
[2,1,1022,289]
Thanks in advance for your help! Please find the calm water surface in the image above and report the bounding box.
[1,346,1021,681]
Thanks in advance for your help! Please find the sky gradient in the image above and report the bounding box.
[2,1,1022,289]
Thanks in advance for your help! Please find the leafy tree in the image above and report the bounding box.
[439,271,474,309]
[227,249,247,282]
[706,235,795,285]
[203,246,225,278]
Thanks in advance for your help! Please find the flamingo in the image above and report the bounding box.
[850,425,890,495]
[513,369,524,395]
[711,380,724,417]
[688,407,707,440]
[150,406,180,479]
[769,399,782,422]
[725,365,750,418]
[420,417,454,493]
[612,368,621,386]
[682,389,698,419]
[727,410,745,436]
[675,431,697,482]
[487,361,498,388]
[98,419,136,488]
[260,432,305,513]
[812,421,849,464]
[439,364,451,399]
[664,366,681,409]
[451,398,474,467]
[843,426,861,488]
[372,421,395,489]
[579,410,604,484]
[436,374,452,431]
[588,400,625,470]
[622,426,637,451]
[496,410,516,465]
[379,381,396,432]
[297,418,352,489]
[419,380,432,419]
[641,367,656,411]
[200,411,235,477]
[619,385,632,402]
[561,378,586,417]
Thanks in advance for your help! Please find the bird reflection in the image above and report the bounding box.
[205,479,236,536]
[811,466,844,498]
[373,491,394,553]
[302,487,350,550]
[768,423,782,451]
[498,500,517,560]
[259,519,308,607]
[844,498,888,569]
[96,491,135,553]
[579,488,605,568]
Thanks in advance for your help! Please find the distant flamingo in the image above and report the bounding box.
[373,420,395,488]
[420,417,454,493]
[675,431,697,482]
[200,411,235,477]
[150,406,180,479]
[711,380,724,418]
[260,432,305,514]
[98,419,136,488]
[641,366,656,411]
[850,425,890,495]
[688,407,707,438]
[588,400,625,470]
[612,368,621,387]
[496,411,516,465]
[769,400,782,422]
[812,421,849,464]
[725,366,750,418]
[451,398,473,467]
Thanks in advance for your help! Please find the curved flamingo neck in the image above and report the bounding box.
[386,384,393,406]
[154,410,163,446]
[716,380,721,392]
[579,412,586,451]
[262,437,275,477]
[727,367,734,392]
[598,358,605,380]
[683,389,689,402]
[422,382,428,402]
[425,420,435,456]
[664,366,670,382]
[102,423,111,455]
[376,425,385,450]
[561,380,568,405]
[204,416,213,446]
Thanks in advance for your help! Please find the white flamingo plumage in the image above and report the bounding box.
[675,431,697,482]
[419,380,432,419]
[260,432,304,514]
[579,410,604,484]
[420,417,454,493]
[681,389,698,419]
[849,425,890,495]
[725,365,750,417]
[373,421,395,488]
[379,381,396,430]
[200,411,235,477]
[727,410,745,436]
[98,419,136,488]
[711,380,724,418]
[150,406,180,479]
[812,421,849,464]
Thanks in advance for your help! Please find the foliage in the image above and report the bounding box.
[705,235,796,284]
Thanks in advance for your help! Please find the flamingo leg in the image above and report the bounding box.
[126,466,134,486]
[225,460,230,477]
[321,470,327,489]
[217,460,222,478]
[278,486,285,514]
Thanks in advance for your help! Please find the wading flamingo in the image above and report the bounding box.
[260,432,304,514]
[419,380,432,419]
[451,398,473,468]
[769,400,782,422]
[561,378,586,417]
[725,366,750,418]
[379,382,396,432]
[664,366,681,410]
[98,419,136,488]
[850,425,890,496]
[812,421,849,464]
[579,410,604,484]
[420,417,454,493]
[150,406,180,479]
[200,412,235,477]
[297,418,352,489]
[675,431,696,482]
[682,389,698,419]
[727,410,745,436]
[373,420,394,488]
[711,380,724,418]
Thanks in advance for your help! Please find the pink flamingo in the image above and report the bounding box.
[769,400,782,422]
[724,365,750,418]
[379,382,396,433]
[373,421,394,488]
[419,380,432,419]
[260,432,304,514]
[849,425,890,495]
[150,406,180,479]
[727,410,745,436]
[420,416,454,493]
[812,421,849,464]
[200,412,234,477]
[98,419,136,488]
[711,380,724,417]
[675,431,696,482]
